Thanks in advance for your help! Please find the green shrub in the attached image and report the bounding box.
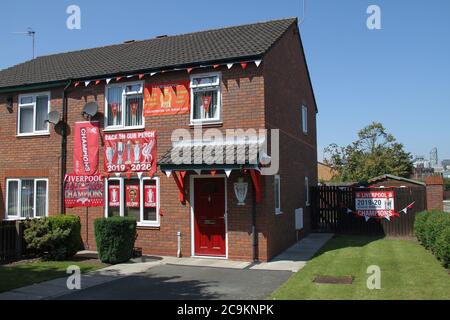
[414,211,430,244]
[423,212,450,252]
[24,215,83,261]
[94,216,137,264]
[434,225,450,267]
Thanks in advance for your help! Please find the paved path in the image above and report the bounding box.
[0,233,333,300]
[56,265,292,300]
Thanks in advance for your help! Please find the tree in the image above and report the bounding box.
[324,122,413,182]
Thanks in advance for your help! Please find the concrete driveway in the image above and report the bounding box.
[56,264,292,300]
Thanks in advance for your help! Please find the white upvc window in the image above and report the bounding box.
[5,178,48,220]
[18,92,50,136]
[305,176,310,206]
[274,175,282,215]
[105,177,160,227]
[190,73,222,124]
[301,105,308,134]
[105,81,145,130]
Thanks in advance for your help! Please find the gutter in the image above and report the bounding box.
[0,81,68,94]
[60,80,72,214]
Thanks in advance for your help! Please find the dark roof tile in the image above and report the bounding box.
[0,18,296,89]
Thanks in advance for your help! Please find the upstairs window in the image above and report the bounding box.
[105,82,144,130]
[18,93,50,135]
[301,105,308,134]
[6,178,48,220]
[190,73,221,124]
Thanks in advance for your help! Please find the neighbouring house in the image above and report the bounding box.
[0,18,318,261]
[318,161,336,182]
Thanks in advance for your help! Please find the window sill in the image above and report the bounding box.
[189,121,223,128]
[103,126,145,133]
[275,211,283,215]
[137,223,160,230]
[17,132,50,138]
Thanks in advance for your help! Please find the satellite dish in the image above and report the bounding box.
[82,102,98,117]
[46,111,60,125]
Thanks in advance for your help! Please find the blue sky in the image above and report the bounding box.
[1,0,449,161]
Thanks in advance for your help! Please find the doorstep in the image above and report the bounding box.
[162,256,251,269]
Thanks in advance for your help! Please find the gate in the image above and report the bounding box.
[311,186,426,236]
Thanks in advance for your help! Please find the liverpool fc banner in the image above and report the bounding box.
[73,121,100,175]
[144,81,190,116]
[64,174,104,208]
[104,130,157,176]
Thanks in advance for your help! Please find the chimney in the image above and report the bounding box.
[425,174,444,211]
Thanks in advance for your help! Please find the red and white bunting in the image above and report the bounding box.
[254,60,262,67]
[240,62,248,70]
[84,81,91,87]
[227,63,234,70]
[95,80,101,85]
[106,78,112,84]
[187,68,193,74]
[139,74,145,80]
[74,82,80,87]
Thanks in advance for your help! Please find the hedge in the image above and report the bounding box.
[414,210,450,267]
[24,215,83,261]
[94,216,137,264]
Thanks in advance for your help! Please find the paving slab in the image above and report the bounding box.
[250,233,334,272]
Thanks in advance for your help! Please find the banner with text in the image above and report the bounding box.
[355,190,395,220]
[144,81,190,116]
[108,185,121,207]
[104,130,157,176]
[74,121,99,175]
[64,174,104,208]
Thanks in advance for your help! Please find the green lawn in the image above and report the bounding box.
[271,235,450,300]
[0,260,106,293]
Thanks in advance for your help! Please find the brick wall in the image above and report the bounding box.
[263,24,318,259]
[425,175,444,211]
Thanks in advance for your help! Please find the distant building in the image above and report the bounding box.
[318,162,337,182]
[412,155,430,169]
[441,159,450,170]
[430,147,439,168]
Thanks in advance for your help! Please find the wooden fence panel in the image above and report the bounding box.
[0,221,24,262]
[311,186,426,237]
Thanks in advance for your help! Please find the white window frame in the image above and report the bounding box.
[190,72,222,125]
[5,178,49,220]
[17,92,51,136]
[274,175,282,215]
[305,176,310,206]
[104,81,145,131]
[104,177,160,227]
[301,105,308,134]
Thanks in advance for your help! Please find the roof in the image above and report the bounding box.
[159,142,260,171]
[368,174,426,186]
[0,18,297,90]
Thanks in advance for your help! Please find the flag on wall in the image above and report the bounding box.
[74,121,100,175]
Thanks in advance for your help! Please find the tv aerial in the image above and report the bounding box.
[11,28,36,59]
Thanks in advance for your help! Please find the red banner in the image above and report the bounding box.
[126,184,140,208]
[74,121,99,175]
[144,185,157,208]
[144,81,190,116]
[104,131,157,176]
[64,174,104,208]
[108,185,121,207]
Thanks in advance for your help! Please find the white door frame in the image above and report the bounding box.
[190,174,228,259]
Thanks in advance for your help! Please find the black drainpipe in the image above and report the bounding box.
[251,182,259,262]
[60,80,72,214]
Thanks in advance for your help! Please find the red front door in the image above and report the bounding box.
[194,178,226,257]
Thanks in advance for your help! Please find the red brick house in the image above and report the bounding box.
[0,18,318,261]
